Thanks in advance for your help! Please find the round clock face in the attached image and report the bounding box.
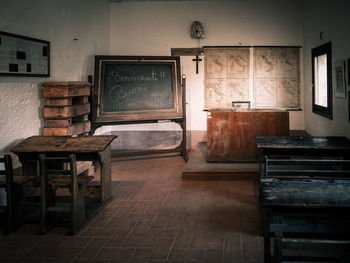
[191,21,204,39]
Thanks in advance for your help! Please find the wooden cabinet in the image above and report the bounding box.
[207,110,289,162]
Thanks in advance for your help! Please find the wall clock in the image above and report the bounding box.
[191,21,204,39]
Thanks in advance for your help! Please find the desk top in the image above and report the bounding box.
[261,177,350,208]
[256,136,350,150]
[11,136,117,153]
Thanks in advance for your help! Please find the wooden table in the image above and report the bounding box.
[10,136,117,203]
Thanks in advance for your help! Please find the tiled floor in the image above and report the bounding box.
[0,154,263,263]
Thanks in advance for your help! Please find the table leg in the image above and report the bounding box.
[98,145,112,203]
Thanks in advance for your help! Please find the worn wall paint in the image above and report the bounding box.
[109,0,304,131]
[0,0,111,155]
[303,0,350,137]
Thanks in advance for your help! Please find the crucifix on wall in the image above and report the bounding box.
[192,55,202,74]
[170,48,204,75]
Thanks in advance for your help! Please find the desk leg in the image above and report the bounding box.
[263,208,271,262]
[98,145,112,203]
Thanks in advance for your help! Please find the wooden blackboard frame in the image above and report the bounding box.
[91,55,188,161]
[92,56,183,124]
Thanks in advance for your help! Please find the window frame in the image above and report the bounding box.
[312,42,332,119]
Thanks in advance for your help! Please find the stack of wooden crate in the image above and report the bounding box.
[42,81,91,136]
[42,81,94,176]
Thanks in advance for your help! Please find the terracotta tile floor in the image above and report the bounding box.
[0,155,263,263]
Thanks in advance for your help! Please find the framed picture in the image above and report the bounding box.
[334,60,346,98]
[0,31,50,77]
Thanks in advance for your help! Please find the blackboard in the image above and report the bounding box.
[92,56,183,123]
[103,63,174,112]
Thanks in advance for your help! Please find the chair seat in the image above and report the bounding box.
[49,175,94,187]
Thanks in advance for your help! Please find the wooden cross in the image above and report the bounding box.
[192,55,202,74]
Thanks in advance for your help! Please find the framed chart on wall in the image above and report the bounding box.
[0,31,50,77]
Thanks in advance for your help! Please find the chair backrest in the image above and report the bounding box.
[0,155,14,205]
[39,154,77,186]
[264,156,350,180]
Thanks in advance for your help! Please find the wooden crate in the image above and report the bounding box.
[42,81,93,175]
[42,81,91,136]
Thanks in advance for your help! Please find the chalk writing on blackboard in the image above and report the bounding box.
[92,56,183,123]
[103,63,174,112]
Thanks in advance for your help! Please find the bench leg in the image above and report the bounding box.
[274,232,283,263]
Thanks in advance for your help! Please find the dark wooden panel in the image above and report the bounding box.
[171,48,204,56]
[207,111,289,162]
[257,136,350,150]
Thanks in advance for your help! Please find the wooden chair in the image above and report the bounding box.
[39,154,93,235]
[0,154,34,233]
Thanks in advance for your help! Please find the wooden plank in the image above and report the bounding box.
[76,161,93,175]
[42,81,90,98]
[11,135,117,153]
[46,98,72,106]
[46,118,72,127]
[267,159,350,166]
[43,121,91,136]
[257,136,350,151]
[72,96,89,104]
[46,96,89,106]
[43,104,90,118]
[171,48,204,56]
[260,178,350,207]
[46,115,89,127]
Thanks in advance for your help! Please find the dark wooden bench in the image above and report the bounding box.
[260,156,350,262]
[0,154,35,233]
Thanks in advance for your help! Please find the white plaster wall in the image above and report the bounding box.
[0,0,111,155]
[303,0,350,137]
[109,0,304,131]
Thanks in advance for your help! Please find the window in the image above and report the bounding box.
[312,42,332,119]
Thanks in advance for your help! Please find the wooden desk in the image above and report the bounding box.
[10,136,117,203]
[257,136,350,261]
[207,110,289,162]
[257,136,350,176]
